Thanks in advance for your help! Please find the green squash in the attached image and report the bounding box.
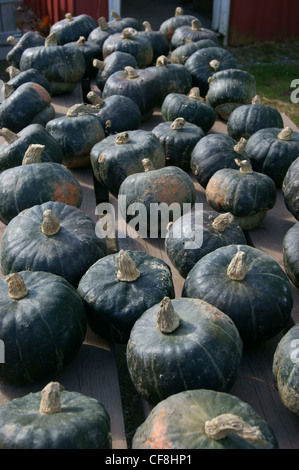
[227,95,284,141]
[273,324,299,416]
[19,32,86,96]
[0,271,86,385]
[102,27,153,68]
[0,382,111,448]
[205,159,277,230]
[0,201,108,287]
[107,10,142,32]
[159,6,197,42]
[118,159,196,235]
[165,211,247,278]
[282,222,299,289]
[87,91,141,137]
[282,156,299,220]
[77,250,175,343]
[0,82,55,133]
[170,19,219,50]
[49,12,97,45]
[152,117,205,170]
[0,124,63,172]
[126,297,243,405]
[184,46,238,97]
[45,104,105,168]
[161,87,216,133]
[67,36,102,78]
[245,127,299,188]
[182,244,293,346]
[132,389,278,449]
[139,21,170,63]
[88,17,123,51]
[4,66,52,97]
[6,31,45,69]
[0,144,82,224]
[90,129,165,194]
[205,69,256,120]
[92,50,138,90]
[170,38,218,64]
[191,133,250,189]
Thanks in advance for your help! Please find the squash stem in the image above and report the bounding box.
[41,209,60,236]
[116,250,140,282]
[227,251,247,281]
[6,273,28,300]
[205,413,267,445]
[0,127,19,144]
[211,213,234,232]
[157,297,180,334]
[22,144,45,165]
[39,382,63,414]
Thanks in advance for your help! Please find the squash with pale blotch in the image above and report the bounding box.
[132,389,278,449]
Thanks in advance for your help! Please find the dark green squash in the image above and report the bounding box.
[102,27,153,68]
[4,66,52,96]
[49,12,97,45]
[77,250,175,343]
[102,66,159,121]
[182,244,293,346]
[132,389,278,449]
[170,38,218,64]
[92,51,138,90]
[282,222,299,289]
[282,156,299,220]
[87,16,121,53]
[161,87,216,133]
[227,95,284,141]
[191,133,250,189]
[152,117,205,170]
[108,10,142,32]
[6,31,45,69]
[87,90,141,136]
[205,68,257,120]
[245,126,299,188]
[205,159,277,230]
[0,124,63,171]
[184,46,238,97]
[0,200,108,287]
[0,382,111,449]
[0,82,55,133]
[139,21,170,63]
[118,159,196,234]
[0,144,82,224]
[90,129,165,194]
[159,6,197,42]
[0,271,86,385]
[67,36,102,78]
[170,19,219,50]
[273,324,299,416]
[165,211,247,278]
[45,103,105,168]
[126,297,243,405]
[19,32,86,96]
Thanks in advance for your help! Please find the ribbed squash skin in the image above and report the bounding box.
[95,95,141,137]
[0,82,55,133]
[171,25,218,50]
[132,389,278,449]
[159,13,197,42]
[205,166,277,230]
[161,92,216,133]
[0,162,82,224]
[46,113,105,168]
[245,128,299,188]
[0,201,108,287]
[0,123,63,171]
[0,270,86,385]
[77,250,175,343]
[19,44,86,95]
[0,389,111,448]
[182,245,293,346]
[152,120,205,170]
[6,68,52,95]
[90,130,165,194]
[205,69,256,120]
[190,133,251,189]
[94,51,138,90]
[126,297,243,405]
[282,156,299,220]
[165,210,247,278]
[283,222,299,289]
[273,324,299,416]
[6,31,45,68]
[49,14,97,45]
[184,47,238,97]
[170,38,218,64]
[227,103,284,141]
[102,32,153,68]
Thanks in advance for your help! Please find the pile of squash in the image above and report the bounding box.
[0,7,298,449]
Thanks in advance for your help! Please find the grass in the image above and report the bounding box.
[242,62,299,127]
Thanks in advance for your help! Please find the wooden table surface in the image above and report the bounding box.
[0,83,298,449]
